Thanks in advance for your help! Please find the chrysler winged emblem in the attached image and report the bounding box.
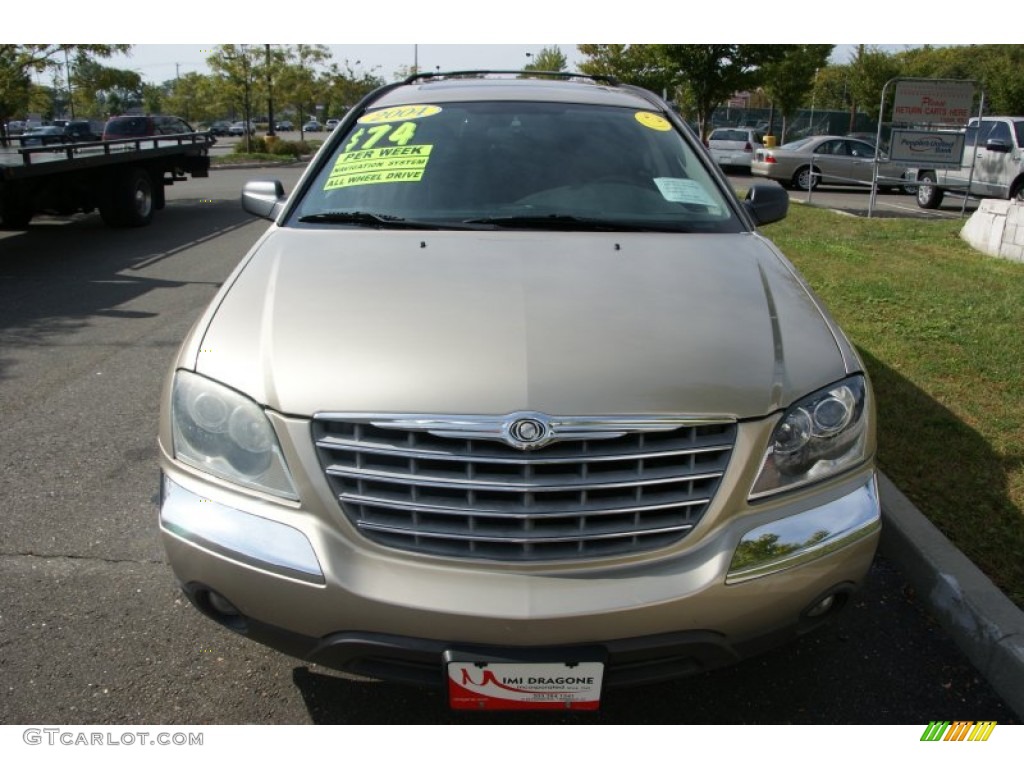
[504,415,552,450]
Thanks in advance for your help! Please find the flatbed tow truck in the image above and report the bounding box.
[0,131,212,229]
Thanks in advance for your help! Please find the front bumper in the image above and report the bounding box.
[158,462,880,685]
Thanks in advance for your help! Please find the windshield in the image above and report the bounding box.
[292,101,742,233]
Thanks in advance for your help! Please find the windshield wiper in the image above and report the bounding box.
[463,214,684,232]
[297,211,470,230]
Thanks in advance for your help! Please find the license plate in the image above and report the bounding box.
[447,661,604,710]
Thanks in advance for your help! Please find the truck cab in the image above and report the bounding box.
[916,116,1024,208]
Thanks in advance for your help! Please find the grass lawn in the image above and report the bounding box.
[760,204,1024,608]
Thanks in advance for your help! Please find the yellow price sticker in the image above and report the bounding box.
[359,105,442,124]
[635,112,672,132]
[324,144,434,190]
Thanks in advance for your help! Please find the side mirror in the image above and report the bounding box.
[743,183,789,226]
[985,138,1011,153]
[241,179,287,221]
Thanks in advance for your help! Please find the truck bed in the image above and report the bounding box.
[0,132,212,229]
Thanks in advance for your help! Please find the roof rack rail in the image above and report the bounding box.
[401,70,620,87]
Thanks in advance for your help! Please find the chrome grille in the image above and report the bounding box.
[313,414,736,562]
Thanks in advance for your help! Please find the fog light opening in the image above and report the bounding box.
[798,584,853,632]
[189,584,249,632]
[805,595,835,618]
[208,590,241,617]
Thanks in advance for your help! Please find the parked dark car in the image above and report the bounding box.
[18,120,101,147]
[275,120,294,131]
[208,121,233,137]
[64,120,102,142]
[102,115,195,141]
[18,126,67,146]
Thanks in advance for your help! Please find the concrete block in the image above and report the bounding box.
[961,200,1024,262]
[1000,242,1023,262]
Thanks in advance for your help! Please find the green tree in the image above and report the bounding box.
[70,57,143,118]
[321,59,384,118]
[277,44,332,138]
[162,72,223,125]
[846,45,901,125]
[576,44,673,93]
[811,64,854,112]
[976,45,1024,115]
[760,45,833,141]
[578,44,792,138]
[524,46,568,75]
[0,44,130,146]
[207,44,263,151]
[658,45,793,138]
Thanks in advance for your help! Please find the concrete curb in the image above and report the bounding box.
[878,472,1024,719]
[210,158,312,171]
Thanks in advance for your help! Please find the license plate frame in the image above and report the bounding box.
[446,656,605,711]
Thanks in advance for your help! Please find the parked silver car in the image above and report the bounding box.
[706,127,764,169]
[752,135,904,191]
[158,72,879,710]
[228,120,256,136]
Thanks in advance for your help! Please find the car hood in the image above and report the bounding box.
[191,229,850,419]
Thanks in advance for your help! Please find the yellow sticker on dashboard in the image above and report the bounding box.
[359,105,442,124]
[635,112,671,131]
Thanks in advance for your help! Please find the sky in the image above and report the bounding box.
[5,1,1002,87]
[102,45,584,85]
[99,44,904,87]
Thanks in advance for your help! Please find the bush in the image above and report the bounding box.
[231,136,311,159]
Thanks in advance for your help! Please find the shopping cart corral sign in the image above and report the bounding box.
[890,130,966,166]
[893,81,975,125]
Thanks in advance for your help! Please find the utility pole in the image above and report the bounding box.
[809,67,819,135]
[850,44,864,133]
[64,48,75,119]
[266,44,275,137]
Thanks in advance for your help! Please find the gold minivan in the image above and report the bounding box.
[158,72,879,711]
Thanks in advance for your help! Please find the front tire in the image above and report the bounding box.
[1011,178,1024,203]
[916,172,943,209]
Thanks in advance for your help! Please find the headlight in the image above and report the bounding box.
[171,371,298,499]
[750,376,869,499]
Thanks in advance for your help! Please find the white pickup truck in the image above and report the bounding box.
[915,116,1024,208]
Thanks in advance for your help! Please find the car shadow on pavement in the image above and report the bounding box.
[0,201,258,383]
